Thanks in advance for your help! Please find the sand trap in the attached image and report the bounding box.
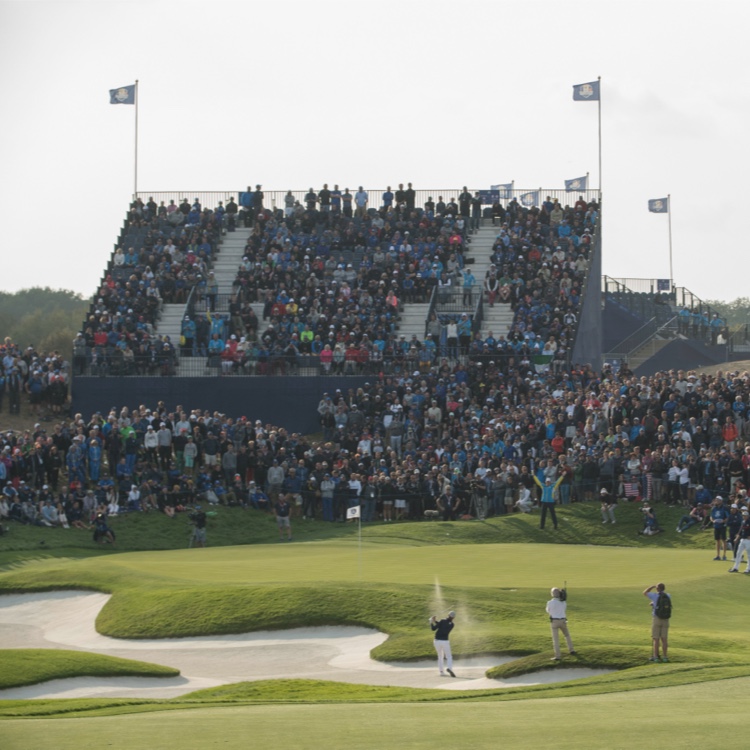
[0,591,611,699]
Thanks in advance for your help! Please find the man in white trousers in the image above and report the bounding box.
[430,611,456,677]
[546,587,576,660]
[728,509,750,573]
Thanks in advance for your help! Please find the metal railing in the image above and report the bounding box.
[603,276,675,323]
[136,188,601,213]
[76,350,471,378]
[604,315,677,361]
[606,277,673,296]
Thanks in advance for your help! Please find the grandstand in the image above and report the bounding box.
[71,186,603,431]
[602,276,750,373]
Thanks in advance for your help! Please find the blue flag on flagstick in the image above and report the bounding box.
[520,191,539,207]
[491,183,513,199]
[110,85,136,104]
[648,198,669,213]
[572,81,600,101]
[565,176,588,192]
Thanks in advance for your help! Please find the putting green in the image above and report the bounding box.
[16,541,724,588]
[2,676,747,749]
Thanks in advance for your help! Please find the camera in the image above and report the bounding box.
[558,588,567,602]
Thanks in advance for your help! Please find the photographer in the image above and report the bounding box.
[639,505,662,536]
[93,512,116,547]
[470,476,489,521]
[189,505,207,548]
[545,587,576,661]
[600,488,617,524]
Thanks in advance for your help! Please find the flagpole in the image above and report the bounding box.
[134,80,139,199]
[668,193,673,286]
[357,512,362,581]
[597,76,602,197]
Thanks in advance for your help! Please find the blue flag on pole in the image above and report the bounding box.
[565,176,588,192]
[109,85,136,104]
[648,198,669,213]
[520,191,539,207]
[572,81,600,101]
[491,183,513,199]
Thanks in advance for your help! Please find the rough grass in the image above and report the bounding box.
[0,501,724,564]
[0,650,178,690]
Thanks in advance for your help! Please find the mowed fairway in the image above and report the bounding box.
[2,677,749,750]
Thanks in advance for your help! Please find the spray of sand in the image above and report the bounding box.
[430,576,446,619]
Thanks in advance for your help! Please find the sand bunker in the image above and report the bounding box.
[0,591,611,699]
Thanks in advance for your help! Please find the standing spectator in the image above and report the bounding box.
[275,493,292,541]
[404,183,416,212]
[710,496,730,561]
[534,474,564,530]
[354,187,368,219]
[267,458,284,499]
[470,192,482,231]
[6,368,21,415]
[157,422,173,472]
[320,473,335,522]
[462,268,475,307]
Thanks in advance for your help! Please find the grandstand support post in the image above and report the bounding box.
[597,76,602,195]
[133,80,139,199]
[667,192,673,286]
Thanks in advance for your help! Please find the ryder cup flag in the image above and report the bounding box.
[520,191,539,207]
[346,505,361,520]
[565,176,588,192]
[572,81,600,101]
[109,85,136,104]
[491,183,513,199]
[648,198,669,213]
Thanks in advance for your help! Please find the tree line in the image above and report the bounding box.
[0,288,88,360]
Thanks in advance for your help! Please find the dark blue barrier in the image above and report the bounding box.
[71,376,370,435]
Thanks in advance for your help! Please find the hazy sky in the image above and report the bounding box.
[1,0,747,302]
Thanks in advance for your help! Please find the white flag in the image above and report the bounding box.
[346,505,361,520]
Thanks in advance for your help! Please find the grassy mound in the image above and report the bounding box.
[0,501,723,564]
[0,650,178,690]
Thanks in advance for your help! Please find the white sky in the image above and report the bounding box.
[1,0,747,302]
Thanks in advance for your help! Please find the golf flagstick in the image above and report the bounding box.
[346,504,363,580]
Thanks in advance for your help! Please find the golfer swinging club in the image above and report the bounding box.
[430,610,456,677]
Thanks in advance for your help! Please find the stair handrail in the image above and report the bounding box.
[604,314,678,361]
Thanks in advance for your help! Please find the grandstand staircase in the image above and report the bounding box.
[154,228,253,357]
[626,337,672,371]
[469,225,514,340]
[396,303,431,342]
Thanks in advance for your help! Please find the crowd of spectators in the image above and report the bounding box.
[78,197,224,375]
[178,186,598,377]
[0,340,70,419]
[5,354,750,541]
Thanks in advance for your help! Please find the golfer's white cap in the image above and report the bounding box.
[448,610,456,619]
